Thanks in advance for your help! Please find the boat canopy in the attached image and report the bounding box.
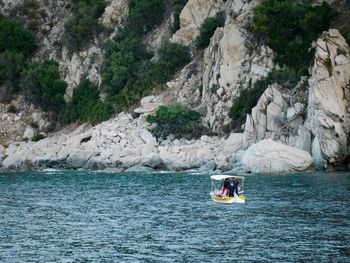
[210,175,245,181]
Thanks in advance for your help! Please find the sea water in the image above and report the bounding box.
[0,171,349,262]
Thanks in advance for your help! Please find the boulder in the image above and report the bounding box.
[142,156,164,169]
[66,150,98,169]
[243,84,288,149]
[101,0,128,29]
[171,0,221,45]
[23,126,35,139]
[198,160,217,172]
[134,96,162,114]
[223,133,243,153]
[241,139,313,174]
[126,165,155,173]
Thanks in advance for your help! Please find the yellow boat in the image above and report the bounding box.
[210,175,246,204]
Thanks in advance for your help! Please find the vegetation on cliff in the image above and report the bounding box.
[195,12,225,48]
[61,80,112,125]
[171,0,188,33]
[146,103,204,140]
[102,0,190,112]
[230,0,332,127]
[19,61,67,114]
[63,0,105,52]
[0,15,36,91]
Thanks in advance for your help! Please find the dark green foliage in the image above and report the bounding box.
[229,0,332,129]
[107,41,190,111]
[229,81,264,127]
[229,68,300,126]
[252,0,332,68]
[323,57,332,75]
[7,105,18,114]
[63,0,105,52]
[102,0,190,112]
[0,15,36,99]
[0,50,25,88]
[102,37,150,96]
[32,133,46,142]
[171,0,188,33]
[146,103,204,140]
[61,80,113,125]
[195,12,225,48]
[156,41,191,80]
[0,15,36,56]
[0,15,36,57]
[19,61,67,113]
[126,0,165,35]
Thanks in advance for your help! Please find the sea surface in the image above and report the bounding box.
[0,171,349,262]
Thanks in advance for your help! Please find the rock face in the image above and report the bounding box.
[243,84,289,149]
[241,139,314,174]
[171,0,222,45]
[170,0,274,132]
[0,96,51,144]
[1,112,244,171]
[1,0,350,174]
[307,29,350,169]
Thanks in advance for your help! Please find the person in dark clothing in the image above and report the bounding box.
[221,178,230,197]
[228,177,239,197]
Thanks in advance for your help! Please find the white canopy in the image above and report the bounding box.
[210,175,245,181]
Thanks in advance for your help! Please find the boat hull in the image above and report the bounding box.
[210,194,246,204]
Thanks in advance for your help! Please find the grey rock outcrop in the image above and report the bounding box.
[0,96,51,144]
[126,165,155,173]
[241,139,314,174]
[171,0,222,45]
[1,112,243,171]
[243,84,289,149]
[307,29,350,169]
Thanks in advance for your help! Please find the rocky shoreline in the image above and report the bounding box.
[0,109,315,174]
[0,1,349,175]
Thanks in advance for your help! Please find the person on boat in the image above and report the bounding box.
[220,178,230,197]
[228,177,239,197]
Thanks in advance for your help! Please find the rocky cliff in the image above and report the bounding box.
[0,0,349,173]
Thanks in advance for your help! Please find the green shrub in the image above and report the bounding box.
[101,1,190,112]
[19,61,67,113]
[61,79,113,125]
[7,105,18,114]
[102,37,150,96]
[0,15,36,56]
[63,0,105,52]
[229,0,332,130]
[146,103,204,140]
[32,133,46,142]
[171,0,188,33]
[156,41,191,79]
[0,50,25,88]
[195,11,225,48]
[252,0,331,69]
[126,0,165,35]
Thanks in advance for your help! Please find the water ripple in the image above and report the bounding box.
[0,171,349,262]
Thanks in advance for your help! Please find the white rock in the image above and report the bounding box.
[171,0,221,45]
[101,0,128,29]
[134,95,162,114]
[307,29,350,168]
[241,139,313,174]
[23,126,35,139]
[223,133,243,153]
[66,150,98,168]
